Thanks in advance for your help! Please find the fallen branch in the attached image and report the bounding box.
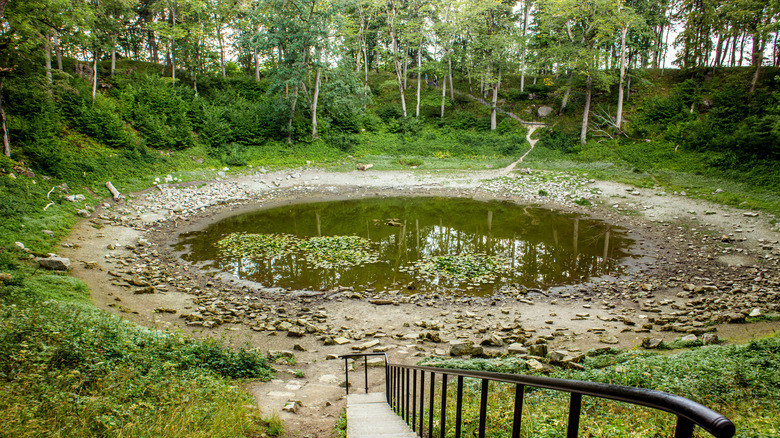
[105,181,121,201]
[43,202,54,211]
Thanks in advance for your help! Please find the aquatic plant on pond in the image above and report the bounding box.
[296,236,379,269]
[412,253,508,285]
[217,233,297,258]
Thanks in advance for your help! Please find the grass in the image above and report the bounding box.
[417,334,780,437]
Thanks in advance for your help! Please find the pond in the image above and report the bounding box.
[176,196,633,295]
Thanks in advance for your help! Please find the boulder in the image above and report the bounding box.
[449,341,483,357]
[37,256,71,271]
[528,343,548,357]
[537,106,553,118]
[642,337,663,349]
[702,333,719,345]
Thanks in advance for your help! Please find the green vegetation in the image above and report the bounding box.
[1,0,779,436]
[217,233,380,268]
[419,334,780,437]
[413,254,508,285]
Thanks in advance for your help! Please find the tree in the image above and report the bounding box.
[536,0,622,144]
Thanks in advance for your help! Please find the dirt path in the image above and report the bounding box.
[501,124,541,176]
[60,166,780,438]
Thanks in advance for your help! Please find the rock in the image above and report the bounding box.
[680,334,698,342]
[333,337,351,345]
[642,338,663,349]
[154,307,177,314]
[702,333,719,345]
[599,335,619,345]
[748,308,762,318]
[42,230,55,236]
[548,350,570,362]
[76,209,91,218]
[367,358,385,367]
[287,326,306,337]
[449,341,482,357]
[528,343,548,357]
[14,242,26,251]
[319,374,341,384]
[282,401,301,414]
[277,321,293,331]
[369,299,394,305]
[480,332,504,347]
[527,359,552,373]
[718,312,746,324]
[537,106,553,118]
[353,340,381,351]
[269,350,295,359]
[37,256,71,271]
[356,163,374,171]
[507,343,528,355]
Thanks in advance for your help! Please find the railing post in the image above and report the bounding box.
[344,357,350,395]
[512,384,525,438]
[412,369,418,431]
[440,374,448,438]
[405,368,410,423]
[567,393,582,438]
[364,355,369,393]
[455,376,464,438]
[674,417,695,438]
[419,371,426,435]
[428,372,435,438]
[478,379,489,438]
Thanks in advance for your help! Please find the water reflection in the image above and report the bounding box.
[177,197,632,295]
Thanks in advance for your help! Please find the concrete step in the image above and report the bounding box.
[347,392,418,438]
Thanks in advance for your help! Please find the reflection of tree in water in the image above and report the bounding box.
[176,197,632,294]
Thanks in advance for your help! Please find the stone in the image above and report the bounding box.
[282,401,300,414]
[77,209,91,218]
[37,256,71,271]
[277,321,293,331]
[319,374,341,384]
[367,358,385,367]
[353,340,381,351]
[702,333,719,345]
[680,334,698,342]
[537,106,553,118]
[599,335,619,345]
[449,341,482,357]
[527,359,552,373]
[480,333,504,347]
[293,344,306,351]
[287,326,306,337]
[528,343,548,357]
[507,343,528,355]
[748,308,762,318]
[642,338,663,349]
[333,337,350,345]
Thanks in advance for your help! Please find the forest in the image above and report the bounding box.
[1,1,780,437]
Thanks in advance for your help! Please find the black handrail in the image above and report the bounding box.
[340,353,735,438]
[338,352,389,395]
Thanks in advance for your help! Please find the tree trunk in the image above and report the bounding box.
[218,31,226,78]
[150,31,159,64]
[92,50,99,103]
[287,84,299,144]
[520,0,529,91]
[490,68,501,130]
[415,40,422,118]
[750,34,764,93]
[616,26,628,130]
[580,74,592,145]
[312,68,321,139]
[440,72,447,118]
[0,82,9,158]
[730,33,739,67]
[0,0,8,18]
[254,49,260,81]
[45,34,53,84]
[111,36,117,76]
[54,32,63,70]
[448,55,454,99]
[560,73,572,113]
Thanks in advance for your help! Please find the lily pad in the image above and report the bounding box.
[412,253,508,284]
[217,233,298,258]
[297,236,379,269]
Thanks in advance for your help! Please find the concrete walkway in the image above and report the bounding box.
[346,392,418,438]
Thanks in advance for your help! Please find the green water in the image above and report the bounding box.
[176,197,633,295]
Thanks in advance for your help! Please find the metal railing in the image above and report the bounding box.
[340,353,735,438]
